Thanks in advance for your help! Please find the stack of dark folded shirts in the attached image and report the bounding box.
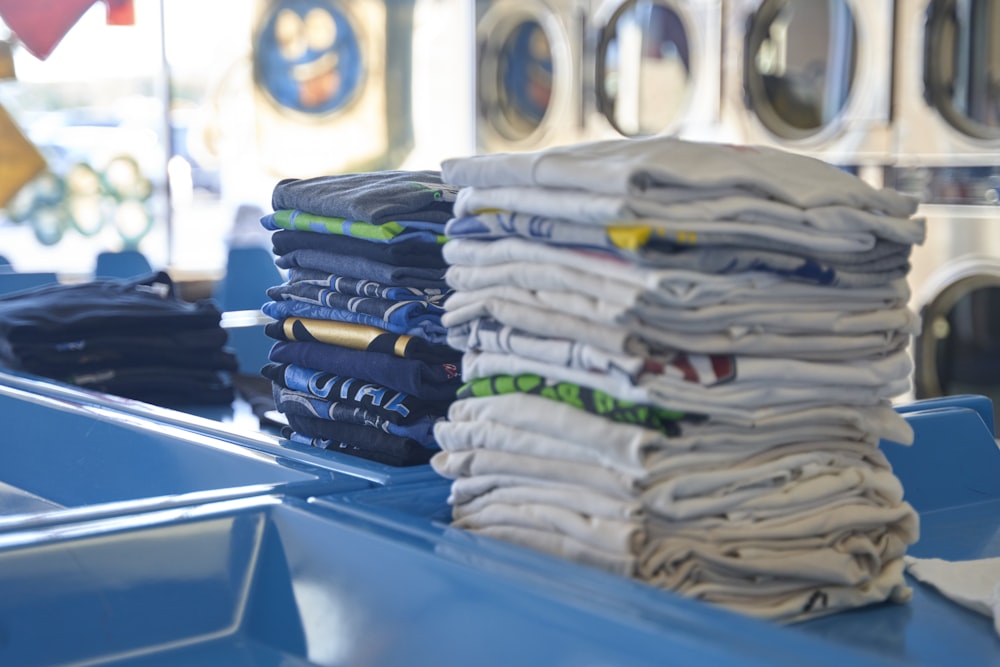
[259,170,464,467]
[0,271,237,406]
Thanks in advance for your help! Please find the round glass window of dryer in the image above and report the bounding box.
[924,0,1000,141]
[487,19,555,140]
[597,0,693,137]
[744,0,858,139]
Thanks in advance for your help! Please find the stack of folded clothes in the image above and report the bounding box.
[260,170,464,467]
[430,136,927,622]
[0,271,237,406]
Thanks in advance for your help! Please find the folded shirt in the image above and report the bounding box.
[282,419,435,467]
[432,447,641,500]
[263,299,448,344]
[454,319,913,388]
[271,228,446,269]
[436,413,893,490]
[460,350,911,419]
[443,237,912,308]
[457,372,697,433]
[453,318,913,394]
[262,361,452,423]
[442,392,912,459]
[266,316,460,364]
[441,135,919,218]
[66,365,234,406]
[455,522,637,577]
[268,340,461,401]
[5,327,234,374]
[453,500,643,555]
[0,271,223,343]
[444,284,918,336]
[288,267,450,302]
[268,281,447,325]
[271,169,459,224]
[453,317,647,379]
[276,248,448,289]
[452,188,924,247]
[264,210,448,245]
[446,210,917,262]
[447,296,911,361]
[449,477,643,522]
[14,344,238,377]
[273,384,439,445]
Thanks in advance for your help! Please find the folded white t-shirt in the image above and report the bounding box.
[453,187,925,247]
[441,135,919,217]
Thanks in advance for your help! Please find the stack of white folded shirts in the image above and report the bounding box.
[430,136,926,623]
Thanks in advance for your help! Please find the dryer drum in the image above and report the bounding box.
[474,0,588,152]
[741,0,858,140]
[914,264,1000,422]
[922,0,1000,142]
[475,4,576,149]
[494,19,555,137]
[594,0,693,137]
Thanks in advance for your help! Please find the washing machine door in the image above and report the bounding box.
[476,0,582,152]
[593,0,692,137]
[588,0,721,141]
[726,0,892,162]
[914,257,1000,424]
[923,0,1000,143]
[743,0,857,140]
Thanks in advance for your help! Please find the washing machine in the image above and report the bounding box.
[251,0,416,178]
[474,0,588,153]
[719,0,895,166]
[910,252,1000,425]
[892,0,1000,167]
[895,200,1000,410]
[888,0,1000,407]
[584,0,722,142]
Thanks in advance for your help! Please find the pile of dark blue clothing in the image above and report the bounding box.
[0,271,237,406]
[259,170,463,467]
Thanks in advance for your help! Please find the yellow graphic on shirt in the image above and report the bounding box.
[283,316,416,357]
[607,225,699,250]
[606,225,653,251]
